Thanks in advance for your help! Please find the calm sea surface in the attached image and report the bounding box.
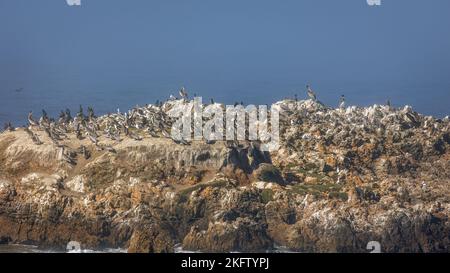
[0,85,449,127]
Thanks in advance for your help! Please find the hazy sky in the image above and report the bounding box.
[0,0,449,121]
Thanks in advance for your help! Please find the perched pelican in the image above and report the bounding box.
[179,87,188,100]
[3,122,14,132]
[77,105,84,119]
[58,146,76,165]
[79,145,91,160]
[169,94,176,101]
[87,107,95,119]
[65,108,72,122]
[104,145,117,153]
[306,85,317,101]
[386,99,392,111]
[339,95,346,109]
[42,109,48,119]
[28,111,38,126]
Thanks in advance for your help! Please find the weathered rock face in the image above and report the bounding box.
[0,99,449,252]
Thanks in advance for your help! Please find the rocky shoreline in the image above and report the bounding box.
[0,99,449,252]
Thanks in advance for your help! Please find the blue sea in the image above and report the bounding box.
[1,1,450,126]
[0,84,448,127]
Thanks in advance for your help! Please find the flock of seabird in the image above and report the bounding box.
[1,85,357,165]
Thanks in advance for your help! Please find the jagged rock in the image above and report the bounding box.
[0,99,449,252]
[182,218,272,252]
[128,224,175,253]
[253,163,285,185]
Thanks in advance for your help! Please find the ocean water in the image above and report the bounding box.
[0,244,126,253]
[1,1,450,127]
[0,244,297,253]
[1,84,449,127]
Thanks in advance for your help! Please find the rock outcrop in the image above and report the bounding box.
[0,99,449,252]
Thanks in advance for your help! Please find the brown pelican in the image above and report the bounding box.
[28,111,39,126]
[65,108,72,122]
[129,131,142,141]
[306,85,317,101]
[79,145,91,160]
[161,129,171,138]
[58,146,77,165]
[3,122,14,132]
[77,105,84,119]
[87,107,95,120]
[179,87,188,100]
[87,133,98,145]
[405,112,420,125]
[24,126,43,145]
[104,145,117,153]
[339,95,346,109]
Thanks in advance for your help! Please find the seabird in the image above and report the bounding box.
[65,109,72,122]
[28,111,39,126]
[3,122,14,132]
[58,146,76,165]
[79,145,91,160]
[87,107,95,120]
[169,94,176,101]
[42,109,48,120]
[130,131,143,141]
[75,124,83,140]
[77,105,84,119]
[179,87,188,100]
[173,138,189,145]
[87,133,98,145]
[339,95,346,109]
[25,126,43,145]
[104,145,117,153]
[386,100,393,111]
[405,112,419,125]
[161,129,171,138]
[306,85,317,101]
[14,88,23,92]
[147,128,158,138]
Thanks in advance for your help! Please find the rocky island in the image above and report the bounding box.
[0,98,449,252]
